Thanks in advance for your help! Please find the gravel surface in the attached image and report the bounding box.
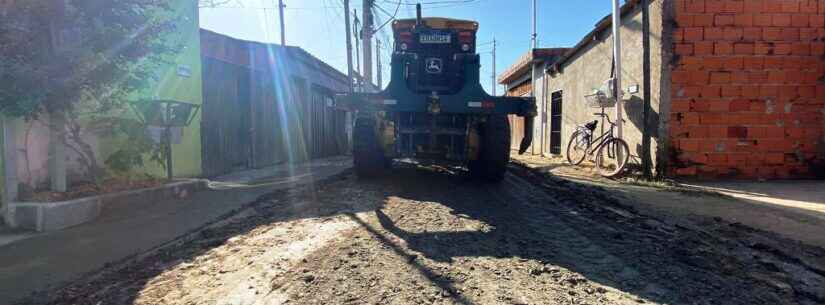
[23,164,825,305]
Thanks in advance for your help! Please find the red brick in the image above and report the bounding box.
[701,85,723,98]
[755,42,773,55]
[799,86,817,98]
[732,13,753,26]
[689,125,710,137]
[696,41,715,55]
[765,153,784,164]
[730,99,752,111]
[709,125,728,137]
[780,28,800,41]
[742,85,761,98]
[782,0,801,12]
[679,56,703,68]
[766,126,785,138]
[681,139,701,152]
[687,0,706,13]
[792,13,810,27]
[801,0,819,13]
[715,14,734,26]
[708,154,729,165]
[683,112,701,125]
[764,0,784,13]
[780,86,799,99]
[748,126,768,138]
[675,13,694,27]
[743,57,764,69]
[705,27,724,40]
[763,28,781,41]
[723,28,744,41]
[722,85,742,97]
[710,71,731,84]
[745,0,764,13]
[728,126,748,138]
[725,0,745,13]
[710,99,731,112]
[706,0,725,12]
[821,0,825,14]
[791,43,810,55]
[690,70,710,84]
[763,57,782,69]
[676,43,694,55]
[773,13,792,26]
[684,27,704,41]
[802,28,818,40]
[774,43,792,54]
[676,166,698,176]
[734,43,754,54]
[672,99,692,112]
[768,70,785,83]
[694,14,715,26]
[703,57,724,69]
[733,71,749,83]
[782,57,804,69]
[694,99,713,112]
[761,85,780,97]
[715,42,734,54]
[817,85,825,99]
[725,57,745,69]
[743,27,762,41]
[754,13,773,26]
[812,42,825,55]
[701,113,729,124]
[811,14,825,27]
[673,28,685,42]
[750,71,769,83]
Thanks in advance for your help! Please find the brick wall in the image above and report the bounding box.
[670,0,825,179]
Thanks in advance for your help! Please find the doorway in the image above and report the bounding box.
[549,91,563,155]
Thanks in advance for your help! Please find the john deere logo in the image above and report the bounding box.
[425,58,442,74]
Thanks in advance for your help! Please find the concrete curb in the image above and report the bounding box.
[4,179,208,232]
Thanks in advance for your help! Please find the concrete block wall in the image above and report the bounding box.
[670,0,825,179]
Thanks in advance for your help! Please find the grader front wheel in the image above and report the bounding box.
[353,117,387,178]
[469,115,511,182]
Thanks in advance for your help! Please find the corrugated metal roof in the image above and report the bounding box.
[200,29,350,93]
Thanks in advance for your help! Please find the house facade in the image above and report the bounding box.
[500,0,825,179]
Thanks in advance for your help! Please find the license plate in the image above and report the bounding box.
[419,33,451,44]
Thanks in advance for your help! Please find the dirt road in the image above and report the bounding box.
[27,164,825,305]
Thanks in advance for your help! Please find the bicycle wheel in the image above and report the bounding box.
[566,131,589,165]
[595,138,630,177]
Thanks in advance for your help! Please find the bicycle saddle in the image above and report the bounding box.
[585,120,598,131]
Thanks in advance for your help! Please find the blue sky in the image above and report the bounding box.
[200,0,616,93]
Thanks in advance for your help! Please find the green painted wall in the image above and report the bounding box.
[97,0,203,178]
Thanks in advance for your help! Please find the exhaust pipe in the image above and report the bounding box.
[416,4,423,26]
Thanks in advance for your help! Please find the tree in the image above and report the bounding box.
[0,0,180,189]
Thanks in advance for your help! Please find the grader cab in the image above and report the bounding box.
[335,7,536,181]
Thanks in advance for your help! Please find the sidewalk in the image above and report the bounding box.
[511,153,825,248]
[0,156,352,304]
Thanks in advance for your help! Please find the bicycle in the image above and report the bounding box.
[566,112,630,177]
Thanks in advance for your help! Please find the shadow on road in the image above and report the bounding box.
[366,166,825,305]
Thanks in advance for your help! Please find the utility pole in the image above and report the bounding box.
[641,0,652,177]
[612,0,624,140]
[277,0,286,45]
[376,39,383,89]
[354,10,361,77]
[344,0,354,92]
[492,36,497,96]
[362,0,374,85]
[531,0,537,49]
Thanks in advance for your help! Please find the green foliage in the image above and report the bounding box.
[102,118,165,178]
[0,0,180,119]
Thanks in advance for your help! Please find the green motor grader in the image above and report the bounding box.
[336,8,536,182]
